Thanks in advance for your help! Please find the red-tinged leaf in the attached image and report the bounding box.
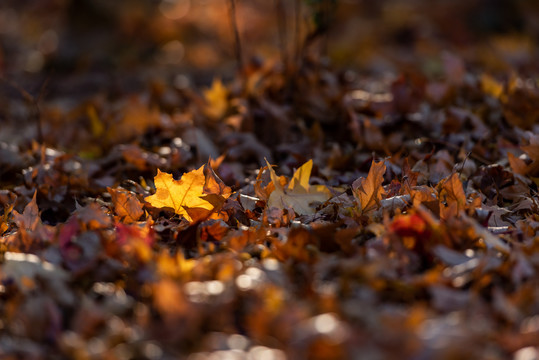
[390,213,431,240]
[116,222,155,247]
[352,160,386,215]
[58,217,80,249]
[116,222,155,263]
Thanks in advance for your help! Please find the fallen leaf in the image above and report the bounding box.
[460,214,510,254]
[507,152,527,176]
[204,78,228,120]
[145,164,232,223]
[481,73,504,98]
[438,173,467,219]
[145,166,209,222]
[12,191,40,232]
[352,160,386,215]
[108,187,144,223]
[266,159,331,215]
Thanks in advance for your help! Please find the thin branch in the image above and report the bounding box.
[294,0,301,68]
[227,0,243,73]
[275,0,289,70]
[0,75,46,144]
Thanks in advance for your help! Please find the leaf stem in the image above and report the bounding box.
[227,0,244,73]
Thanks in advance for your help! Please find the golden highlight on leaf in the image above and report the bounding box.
[204,78,228,120]
[266,159,331,215]
[145,166,212,222]
[145,164,232,223]
[352,160,386,214]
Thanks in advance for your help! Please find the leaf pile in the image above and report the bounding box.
[1,3,539,360]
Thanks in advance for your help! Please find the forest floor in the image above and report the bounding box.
[1,1,539,359]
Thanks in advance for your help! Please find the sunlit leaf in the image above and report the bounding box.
[266,159,331,215]
[204,78,228,120]
[145,163,232,223]
[352,160,386,215]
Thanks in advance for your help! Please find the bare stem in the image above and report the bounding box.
[0,75,45,144]
[275,0,288,70]
[227,0,243,73]
[294,0,301,68]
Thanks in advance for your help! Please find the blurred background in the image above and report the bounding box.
[0,0,538,145]
[1,0,538,83]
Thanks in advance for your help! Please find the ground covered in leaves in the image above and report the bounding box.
[2,1,539,359]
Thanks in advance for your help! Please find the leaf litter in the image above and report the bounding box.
[1,2,539,359]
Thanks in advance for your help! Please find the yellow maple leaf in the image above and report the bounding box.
[266,159,331,215]
[352,160,386,214]
[145,166,218,222]
[204,78,228,120]
[480,74,504,99]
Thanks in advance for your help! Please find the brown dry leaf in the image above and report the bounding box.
[521,143,539,176]
[108,187,144,223]
[203,163,232,204]
[76,203,112,230]
[266,159,331,216]
[508,152,528,176]
[438,173,467,219]
[12,191,40,232]
[352,160,386,215]
[460,214,510,254]
[502,86,539,130]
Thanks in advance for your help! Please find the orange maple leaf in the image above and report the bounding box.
[352,160,386,214]
[145,164,231,222]
[438,172,466,220]
[108,187,144,223]
[266,159,331,215]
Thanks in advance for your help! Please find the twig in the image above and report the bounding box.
[227,0,243,73]
[0,75,47,144]
[293,0,301,68]
[275,0,289,70]
[457,152,471,177]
